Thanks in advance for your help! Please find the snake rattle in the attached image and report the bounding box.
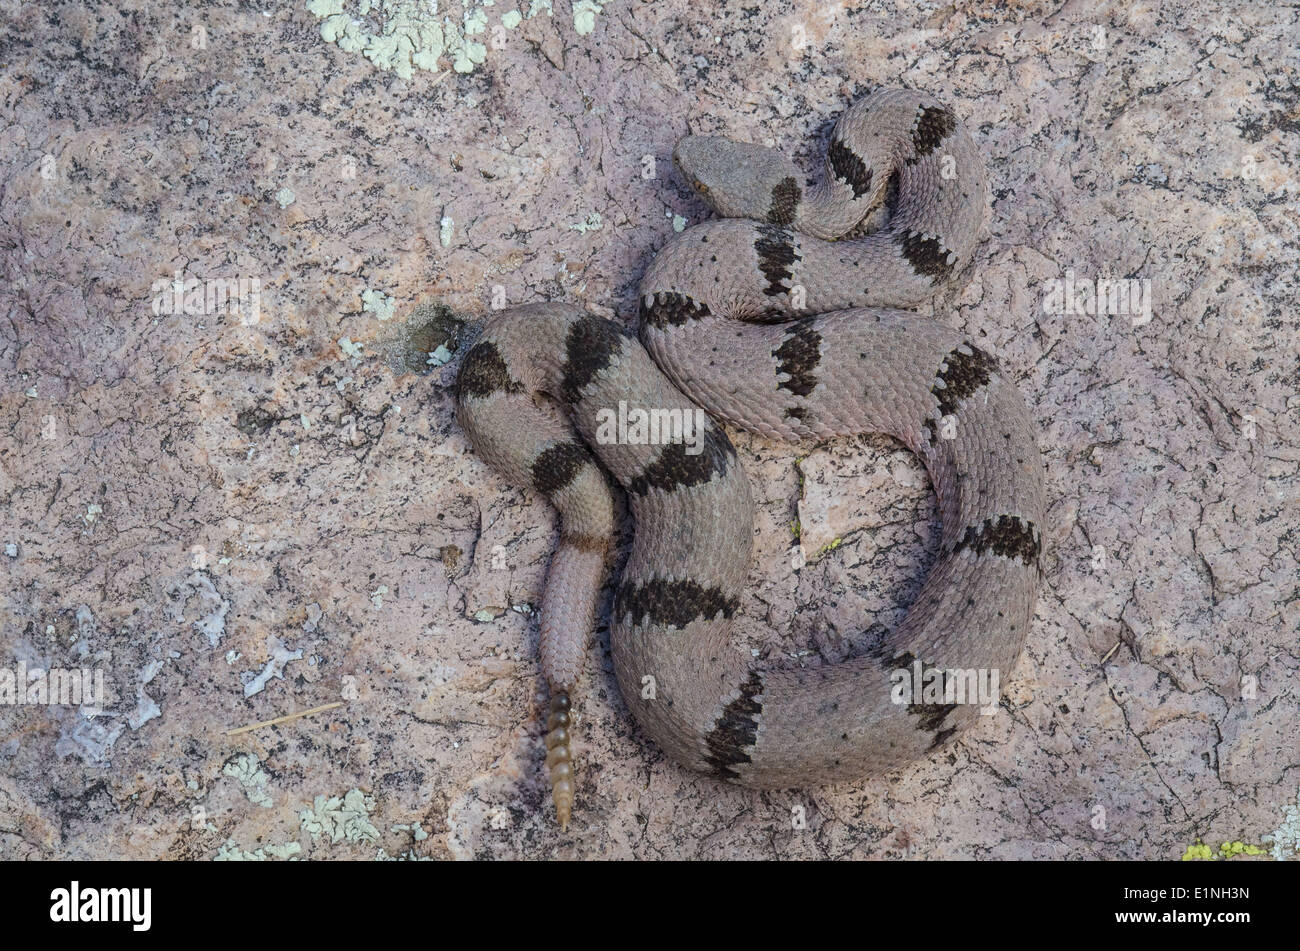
[456,89,1046,829]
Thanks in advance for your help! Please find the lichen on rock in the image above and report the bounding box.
[305,0,575,78]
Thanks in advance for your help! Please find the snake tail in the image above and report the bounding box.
[545,689,574,830]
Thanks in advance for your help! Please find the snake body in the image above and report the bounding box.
[456,89,1045,827]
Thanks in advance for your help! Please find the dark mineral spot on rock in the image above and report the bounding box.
[401,302,470,374]
[236,406,279,436]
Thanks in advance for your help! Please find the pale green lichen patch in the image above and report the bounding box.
[274,187,296,208]
[361,287,396,321]
[392,821,429,840]
[306,0,564,78]
[569,211,602,233]
[573,0,613,36]
[339,336,365,365]
[307,0,346,17]
[308,0,446,79]
[376,821,432,859]
[1262,791,1300,861]
[223,753,273,807]
[214,839,302,861]
[300,789,381,845]
[444,13,487,73]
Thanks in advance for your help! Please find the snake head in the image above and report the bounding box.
[673,136,804,222]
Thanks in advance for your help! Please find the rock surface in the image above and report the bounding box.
[1,0,1297,860]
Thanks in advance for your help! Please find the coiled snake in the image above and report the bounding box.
[456,89,1046,828]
